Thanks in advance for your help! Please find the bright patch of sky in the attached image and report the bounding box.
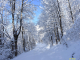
[31,0,42,24]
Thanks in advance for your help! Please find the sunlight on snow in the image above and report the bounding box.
[46,44,50,49]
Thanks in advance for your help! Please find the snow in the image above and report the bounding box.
[12,39,80,60]
[36,25,43,32]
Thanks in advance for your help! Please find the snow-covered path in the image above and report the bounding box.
[12,40,80,60]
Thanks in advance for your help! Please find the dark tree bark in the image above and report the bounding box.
[57,0,63,38]
[0,34,2,45]
[54,23,60,44]
[56,27,60,42]
[1,11,4,39]
[68,0,74,23]
[50,32,53,46]
[13,31,18,56]
[22,26,25,51]
[0,10,4,45]
[54,24,58,44]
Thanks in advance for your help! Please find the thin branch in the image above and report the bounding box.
[0,22,11,39]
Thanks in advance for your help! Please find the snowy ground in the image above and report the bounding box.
[12,40,80,60]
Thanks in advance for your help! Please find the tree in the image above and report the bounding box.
[38,0,80,45]
[38,0,61,45]
[21,22,37,51]
[8,0,36,56]
[0,0,7,45]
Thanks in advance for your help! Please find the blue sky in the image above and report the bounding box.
[7,0,42,24]
[31,0,42,24]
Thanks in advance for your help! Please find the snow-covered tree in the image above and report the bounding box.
[38,0,80,46]
[38,0,61,46]
[7,0,36,56]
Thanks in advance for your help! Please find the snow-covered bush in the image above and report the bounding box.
[0,46,11,60]
[62,13,80,42]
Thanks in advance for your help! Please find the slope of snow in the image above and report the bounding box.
[12,40,80,60]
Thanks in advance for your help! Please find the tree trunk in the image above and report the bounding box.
[15,40,17,56]
[68,0,74,23]
[51,33,53,46]
[12,0,16,56]
[54,24,60,44]
[60,19,63,38]
[22,26,25,51]
[56,27,60,42]
[57,0,63,38]
[51,36,53,45]
[14,31,18,56]
[0,34,2,45]
[1,11,4,39]
[54,26,58,44]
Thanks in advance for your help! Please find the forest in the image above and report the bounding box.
[0,0,80,60]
